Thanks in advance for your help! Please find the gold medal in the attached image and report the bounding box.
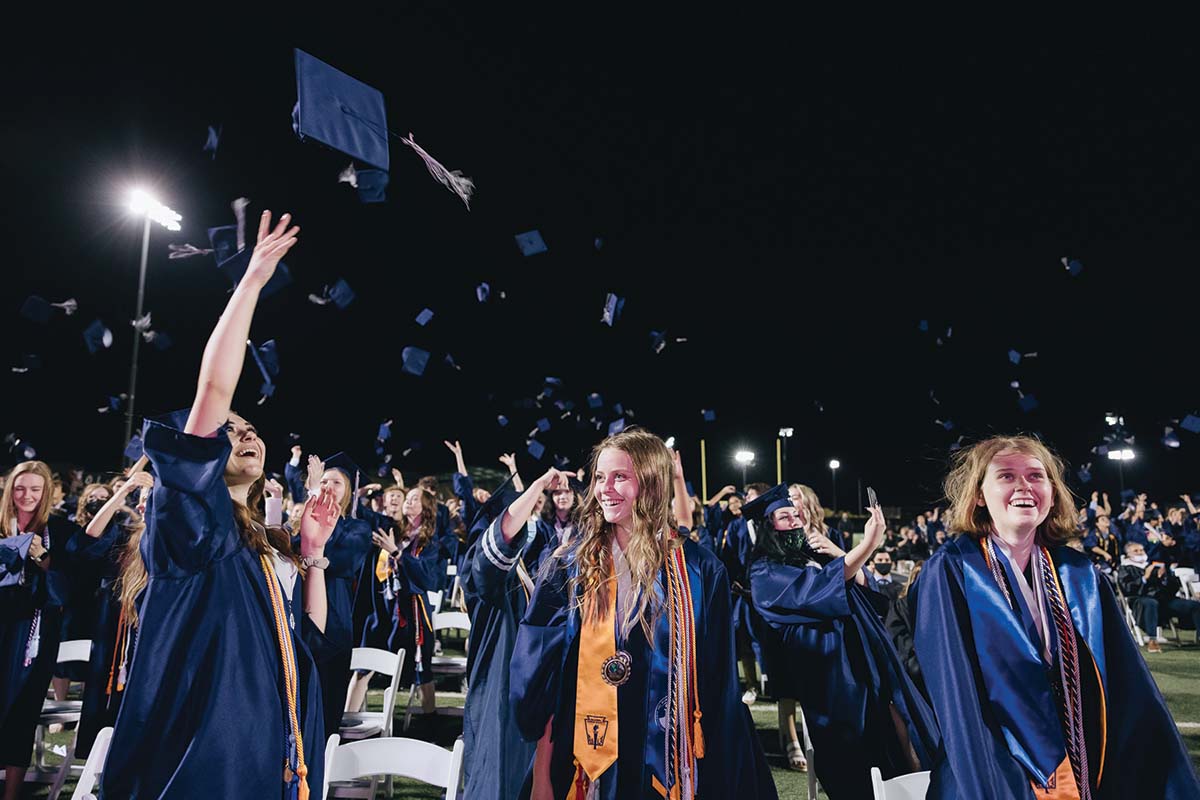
[601,650,632,686]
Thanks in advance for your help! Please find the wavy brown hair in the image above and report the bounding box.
[233,474,298,563]
[1,461,54,536]
[115,513,148,624]
[404,488,439,553]
[943,435,1078,545]
[552,427,678,645]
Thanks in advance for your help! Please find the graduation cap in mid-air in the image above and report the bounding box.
[514,230,548,256]
[1061,257,1083,277]
[1163,427,1182,449]
[209,225,292,299]
[601,293,625,326]
[607,418,627,436]
[415,308,434,327]
[203,124,221,160]
[82,319,114,354]
[527,440,546,460]
[247,339,280,404]
[1181,415,1200,435]
[401,346,430,377]
[20,296,52,324]
[701,409,717,422]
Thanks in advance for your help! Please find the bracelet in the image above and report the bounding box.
[300,555,329,570]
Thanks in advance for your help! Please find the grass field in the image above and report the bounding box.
[11,645,1200,798]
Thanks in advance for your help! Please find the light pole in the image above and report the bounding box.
[1107,448,1134,495]
[735,450,755,489]
[778,427,794,483]
[828,459,841,512]
[124,189,181,451]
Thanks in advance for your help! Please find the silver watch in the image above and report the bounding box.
[300,555,330,570]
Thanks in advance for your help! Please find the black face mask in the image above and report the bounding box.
[874,562,893,576]
[84,497,106,516]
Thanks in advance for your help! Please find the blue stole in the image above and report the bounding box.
[958,537,1107,788]
[563,549,705,795]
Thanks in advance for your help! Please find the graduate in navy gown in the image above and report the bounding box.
[292,454,373,741]
[68,467,154,758]
[748,484,941,798]
[102,210,338,800]
[510,428,777,800]
[360,485,446,718]
[913,435,1200,799]
[462,470,565,799]
[1,460,83,799]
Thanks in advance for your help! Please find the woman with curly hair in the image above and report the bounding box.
[913,435,1199,799]
[510,427,775,800]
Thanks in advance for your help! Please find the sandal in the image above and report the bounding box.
[786,741,808,772]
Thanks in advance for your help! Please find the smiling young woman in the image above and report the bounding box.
[509,428,776,800]
[913,435,1199,799]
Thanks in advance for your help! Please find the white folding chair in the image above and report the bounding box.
[1116,587,1147,646]
[426,589,445,615]
[36,639,92,798]
[340,648,406,741]
[806,746,819,800]
[322,734,464,800]
[69,726,112,800]
[870,767,931,799]
[404,612,471,730]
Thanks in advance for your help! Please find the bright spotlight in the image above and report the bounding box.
[828,459,841,470]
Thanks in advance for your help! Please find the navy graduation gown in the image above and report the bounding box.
[358,533,444,685]
[296,516,372,739]
[913,535,1200,799]
[103,420,324,799]
[750,556,940,799]
[0,515,80,766]
[66,512,139,757]
[509,538,777,800]
[461,513,539,800]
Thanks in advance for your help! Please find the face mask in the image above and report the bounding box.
[84,497,106,516]
[1129,554,1148,566]
[874,562,893,576]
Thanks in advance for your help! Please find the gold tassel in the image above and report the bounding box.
[693,710,705,759]
[298,764,309,800]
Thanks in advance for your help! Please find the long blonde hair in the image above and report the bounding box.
[555,428,678,645]
[788,483,829,535]
[1,461,54,535]
[74,483,111,527]
[115,514,148,624]
[943,435,1078,545]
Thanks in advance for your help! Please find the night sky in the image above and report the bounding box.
[5,15,1199,511]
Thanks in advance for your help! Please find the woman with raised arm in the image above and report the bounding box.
[0,460,84,800]
[101,211,340,800]
[747,484,940,798]
[913,435,1200,799]
[510,428,776,800]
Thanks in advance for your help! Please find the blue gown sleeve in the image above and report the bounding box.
[141,419,241,576]
[284,461,307,503]
[510,562,571,742]
[400,541,445,594]
[749,557,852,623]
[470,515,530,608]
[911,550,1034,798]
[452,473,480,529]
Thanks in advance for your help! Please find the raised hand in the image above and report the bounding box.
[243,211,299,291]
[300,486,338,555]
[499,453,518,474]
[536,467,576,493]
[862,504,886,551]
[291,445,303,460]
[358,483,383,497]
[444,440,468,475]
[372,527,399,556]
[671,449,685,480]
[306,455,325,492]
[264,478,284,500]
[391,468,405,489]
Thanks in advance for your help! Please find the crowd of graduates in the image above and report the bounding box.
[3,215,1199,799]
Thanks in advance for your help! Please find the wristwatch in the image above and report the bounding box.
[300,555,329,570]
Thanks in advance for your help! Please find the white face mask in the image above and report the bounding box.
[1129,554,1148,566]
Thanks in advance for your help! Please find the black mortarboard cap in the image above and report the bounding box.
[536,418,551,433]
[650,330,667,354]
[515,230,547,256]
[587,393,603,409]
[918,319,929,332]
[1181,415,1200,435]
[527,440,546,460]
[1008,349,1022,365]
[741,483,790,524]
[20,296,51,324]
[82,319,113,354]
[1077,464,1092,484]
[248,339,280,398]
[476,283,490,303]
[329,279,355,309]
[1018,394,1039,413]
[355,169,389,203]
[497,414,509,427]
[377,420,393,442]
[607,418,627,436]
[124,435,144,462]
[416,308,434,326]
[401,346,430,376]
[292,49,390,172]
[702,409,716,422]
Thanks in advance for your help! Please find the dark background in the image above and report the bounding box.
[3,13,1198,511]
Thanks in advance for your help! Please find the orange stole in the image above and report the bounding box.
[573,576,620,784]
[1032,756,1081,800]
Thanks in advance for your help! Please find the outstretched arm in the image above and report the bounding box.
[185,211,298,436]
